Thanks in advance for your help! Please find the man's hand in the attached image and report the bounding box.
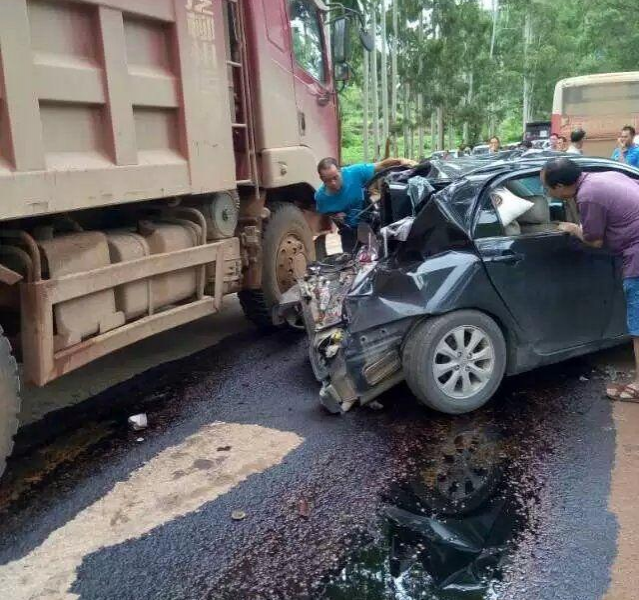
[400,158,418,167]
[558,222,581,237]
[331,212,347,222]
[374,157,417,172]
[558,222,604,248]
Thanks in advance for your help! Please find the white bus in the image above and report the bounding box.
[552,72,639,157]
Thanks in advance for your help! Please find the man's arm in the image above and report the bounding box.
[557,222,604,248]
[558,198,606,248]
[373,157,417,172]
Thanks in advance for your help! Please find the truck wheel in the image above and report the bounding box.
[0,327,20,480]
[403,310,506,414]
[240,202,315,328]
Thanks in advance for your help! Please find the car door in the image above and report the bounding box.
[473,178,616,355]
[287,0,339,161]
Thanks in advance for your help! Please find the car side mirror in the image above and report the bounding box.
[332,17,351,64]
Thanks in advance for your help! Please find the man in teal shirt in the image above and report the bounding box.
[611,125,639,167]
[315,156,414,252]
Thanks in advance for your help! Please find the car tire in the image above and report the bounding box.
[239,202,315,328]
[403,310,506,414]
[0,326,20,480]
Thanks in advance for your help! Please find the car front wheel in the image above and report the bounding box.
[403,310,506,414]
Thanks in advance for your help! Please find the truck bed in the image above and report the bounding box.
[0,0,235,221]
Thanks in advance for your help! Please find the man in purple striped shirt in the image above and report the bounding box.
[541,157,639,401]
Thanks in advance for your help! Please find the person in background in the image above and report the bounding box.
[315,157,416,252]
[612,125,639,167]
[548,133,560,151]
[541,157,639,402]
[567,128,586,155]
[558,136,569,152]
[488,136,501,154]
[519,140,533,150]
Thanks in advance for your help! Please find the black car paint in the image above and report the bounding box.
[336,157,632,399]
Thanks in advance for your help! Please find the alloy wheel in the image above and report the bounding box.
[432,325,495,400]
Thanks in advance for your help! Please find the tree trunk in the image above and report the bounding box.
[523,9,533,127]
[380,0,389,154]
[371,3,380,160]
[363,32,370,162]
[416,9,424,159]
[463,70,474,144]
[417,95,424,159]
[490,0,499,58]
[431,111,436,154]
[404,82,411,158]
[437,106,444,151]
[391,0,399,156]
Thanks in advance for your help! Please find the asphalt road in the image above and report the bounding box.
[0,317,636,600]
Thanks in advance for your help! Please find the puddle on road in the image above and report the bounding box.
[317,421,533,600]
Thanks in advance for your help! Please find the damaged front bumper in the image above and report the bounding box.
[277,253,414,414]
[315,326,407,414]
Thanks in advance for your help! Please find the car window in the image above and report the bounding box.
[474,198,503,238]
[289,0,326,83]
[474,173,563,239]
[505,176,544,198]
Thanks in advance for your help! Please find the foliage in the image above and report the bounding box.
[337,0,637,159]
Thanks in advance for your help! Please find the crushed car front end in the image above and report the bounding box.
[295,164,506,414]
[298,252,411,413]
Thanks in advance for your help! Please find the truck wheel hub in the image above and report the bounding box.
[277,234,307,292]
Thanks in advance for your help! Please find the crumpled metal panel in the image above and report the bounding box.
[343,189,514,337]
[344,250,512,335]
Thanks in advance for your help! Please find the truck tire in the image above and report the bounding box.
[0,327,20,480]
[403,310,506,415]
[240,202,315,328]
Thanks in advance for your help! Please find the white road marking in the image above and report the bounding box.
[0,423,302,600]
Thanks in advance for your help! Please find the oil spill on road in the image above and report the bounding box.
[0,329,617,600]
[317,422,529,599]
[311,359,615,600]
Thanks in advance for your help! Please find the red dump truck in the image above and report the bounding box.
[0,0,365,476]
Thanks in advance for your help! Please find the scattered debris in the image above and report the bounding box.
[217,446,232,452]
[579,376,589,382]
[231,510,247,521]
[367,400,384,411]
[135,437,145,443]
[128,413,148,431]
[298,498,312,519]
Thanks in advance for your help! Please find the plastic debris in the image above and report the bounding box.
[579,376,589,382]
[300,254,357,331]
[231,510,246,521]
[128,413,148,431]
[135,437,145,443]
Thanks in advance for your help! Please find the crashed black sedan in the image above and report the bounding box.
[282,155,633,415]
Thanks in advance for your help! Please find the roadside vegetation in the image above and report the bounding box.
[340,0,637,162]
